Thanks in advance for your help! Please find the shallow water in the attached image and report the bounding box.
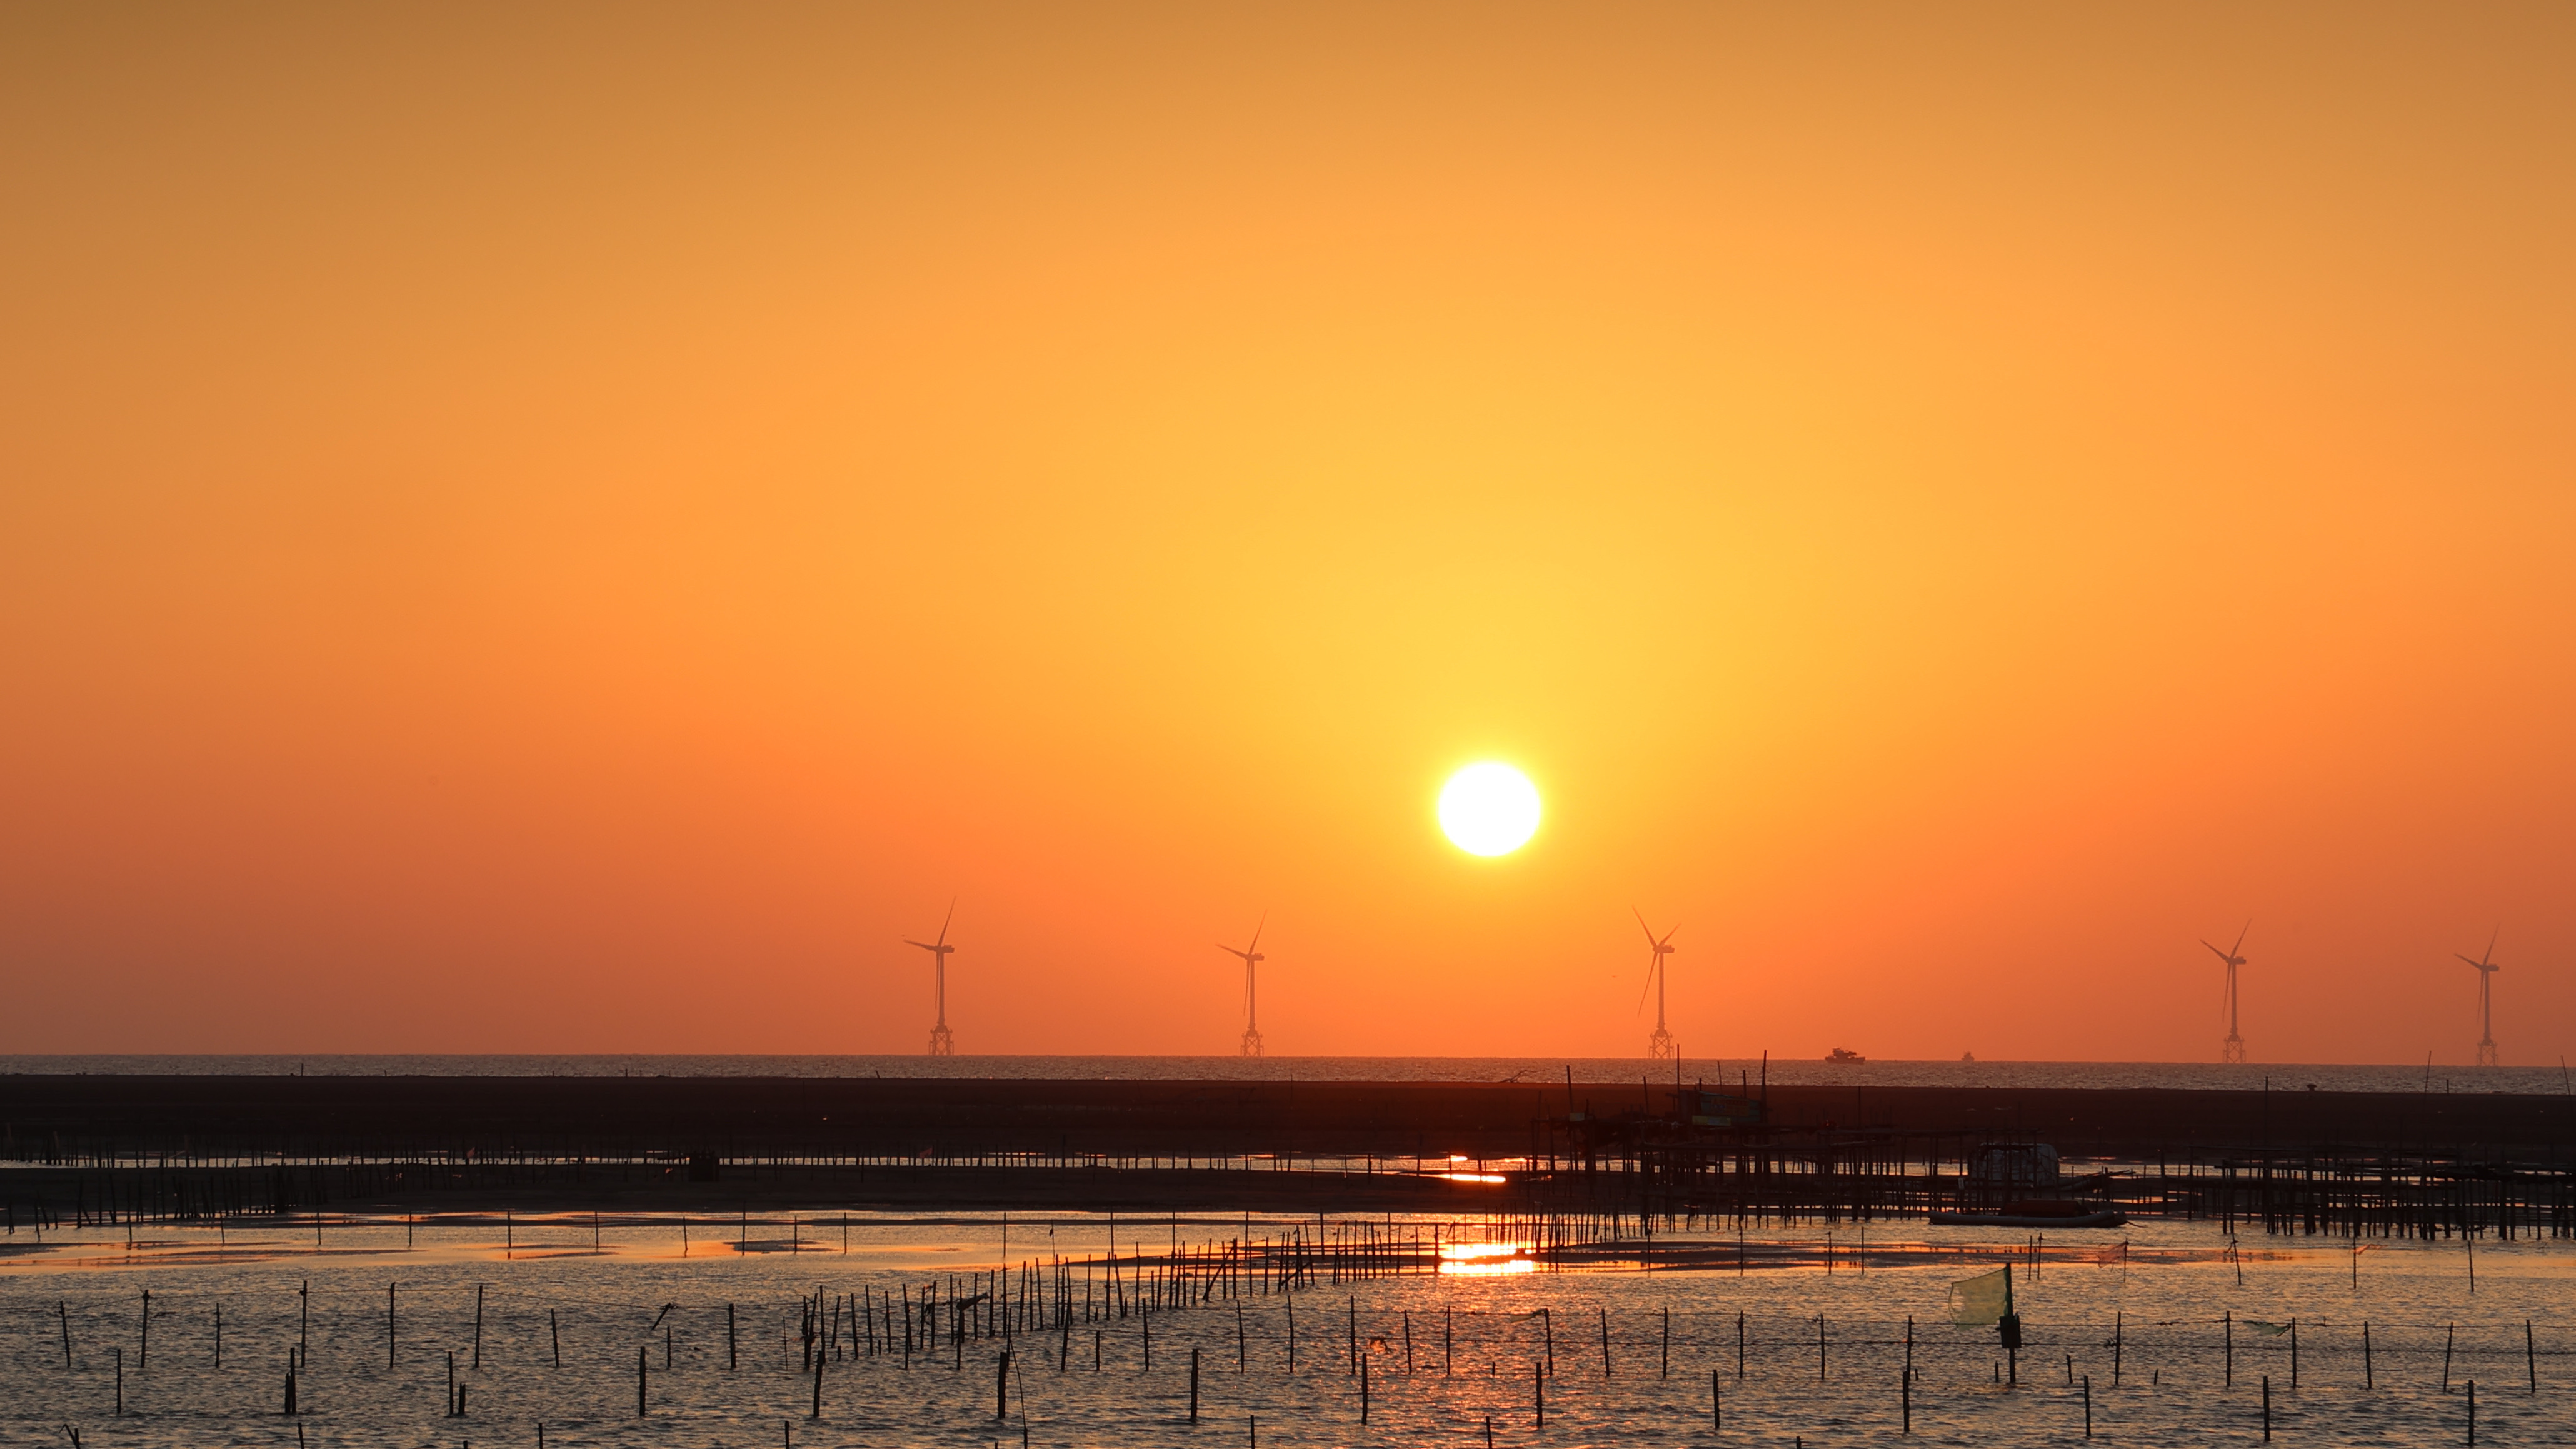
[3,1215,2569,1446]
[3,1054,2568,1096]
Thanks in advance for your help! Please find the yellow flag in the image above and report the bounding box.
[1948,1268,2012,1326]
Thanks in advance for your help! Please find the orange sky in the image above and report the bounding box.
[4,4,2570,1063]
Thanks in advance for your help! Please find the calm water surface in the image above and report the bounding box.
[2,1213,2568,1446]
[4,1056,2569,1095]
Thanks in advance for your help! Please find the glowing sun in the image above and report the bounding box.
[1438,762,1541,856]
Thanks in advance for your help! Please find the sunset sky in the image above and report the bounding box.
[4,4,2570,1063]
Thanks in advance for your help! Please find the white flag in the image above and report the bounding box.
[1948,1268,2011,1326]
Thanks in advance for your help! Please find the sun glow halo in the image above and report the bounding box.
[1437,763,1541,856]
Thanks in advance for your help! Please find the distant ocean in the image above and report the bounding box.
[1,1054,2568,1094]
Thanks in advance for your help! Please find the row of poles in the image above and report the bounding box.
[0,1150,1514,1225]
[1546,1142,2576,1241]
[13,1142,2570,1246]
[29,1276,2559,1424]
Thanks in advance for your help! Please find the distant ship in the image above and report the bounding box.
[1826,1046,1865,1063]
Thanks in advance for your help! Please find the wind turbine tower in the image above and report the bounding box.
[1635,909,1678,1061]
[905,901,960,1056]
[1218,916,1268,1057]
[2458,930,2502,1067]
[2202,924,2249,1064]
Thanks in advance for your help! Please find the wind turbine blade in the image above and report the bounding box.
[2201,940,2232,964]
[1247,913,1266,955]
[1659,926,1680,948]
[2486,926,2499,963]
[936,898,956,948]
[2230,921,2250,957]
[1635,960,1659,1015]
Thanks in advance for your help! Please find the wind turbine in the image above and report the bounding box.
[905,901,959,1056]
[1218,915,1268,1057]
[2202,923,2249,1064]
[1634,908,1678,1061]
[2457,930,2502,1067]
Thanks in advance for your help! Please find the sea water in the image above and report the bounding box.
[1,1055,2567,1096]
[2,1213,2568,1446]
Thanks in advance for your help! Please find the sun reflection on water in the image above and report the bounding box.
[1437,1241,1534,1276]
